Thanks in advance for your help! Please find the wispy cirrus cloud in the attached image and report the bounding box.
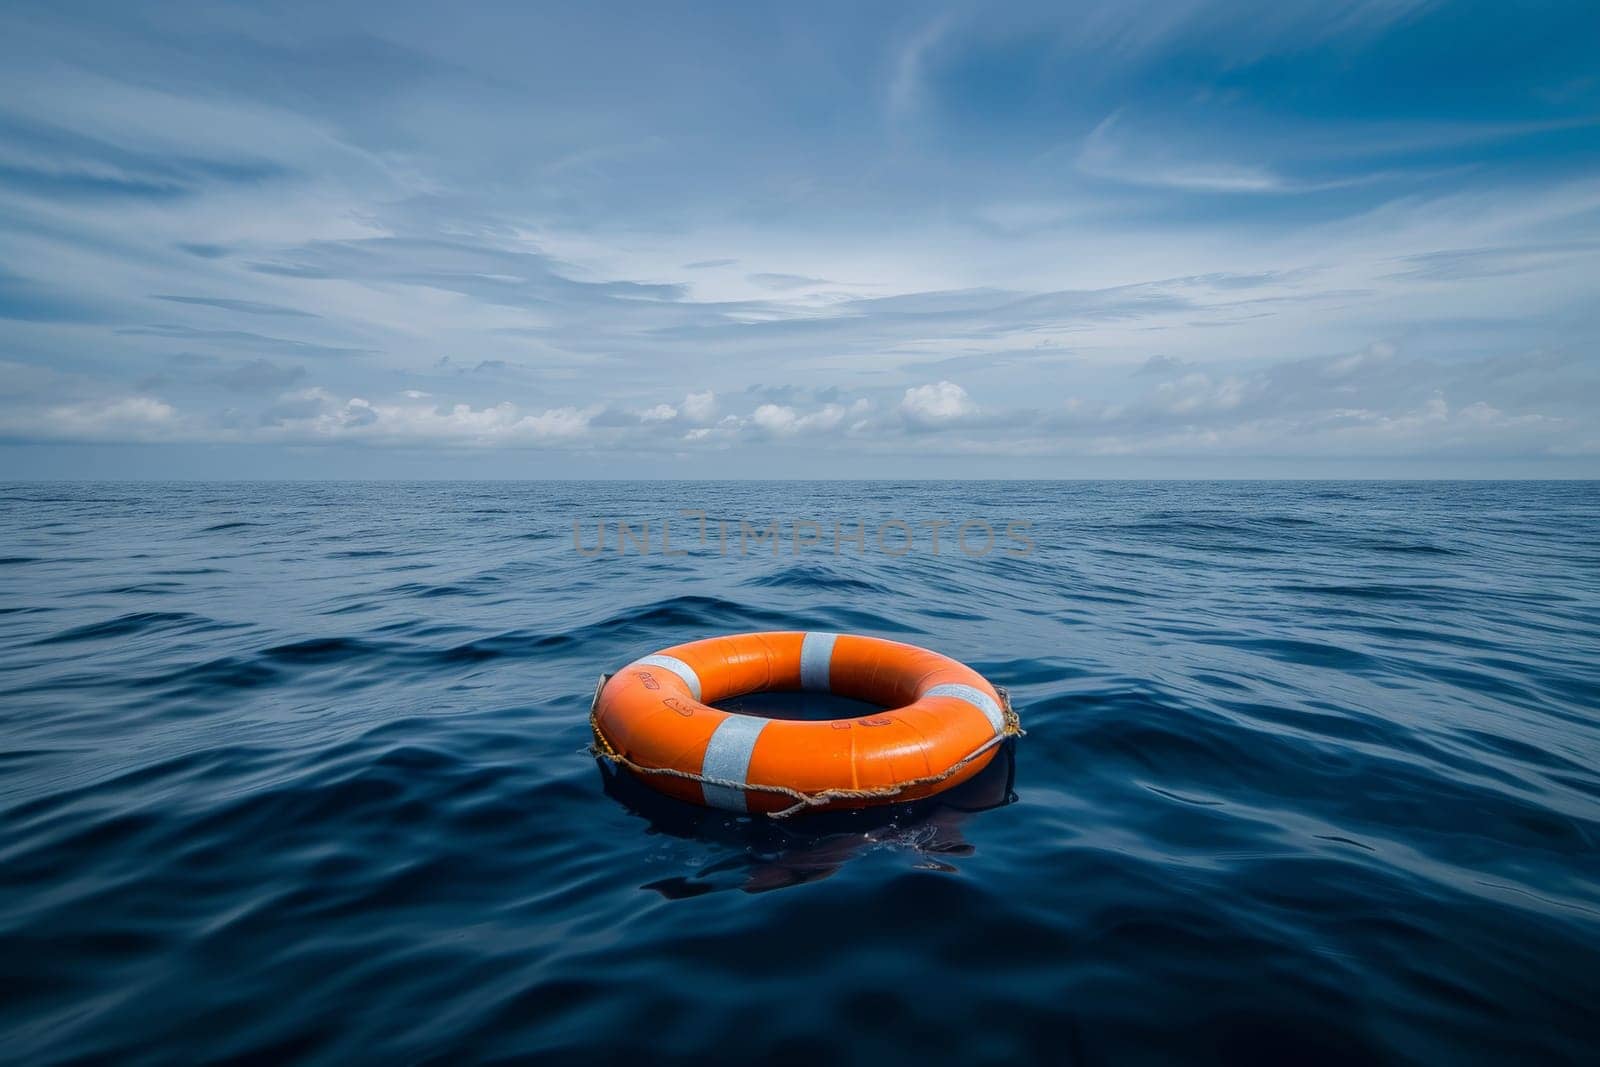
[153,295,319,318]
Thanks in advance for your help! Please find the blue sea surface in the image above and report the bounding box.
[2,481,1598,1064]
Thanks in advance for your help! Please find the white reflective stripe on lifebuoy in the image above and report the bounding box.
[699,713,769,812]
[924,682,1005,735]
[799,631,838,692]
[632,654,701,701]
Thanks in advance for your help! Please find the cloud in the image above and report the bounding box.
[176,243,229,259]
[0,112,293,203]
[1070,107,1549,199]
[1135,355,1195,376]
[626,390,719,427]
[114,324,370,358]
[744,384,844,406]
[12,395,184,442]
[259,389,594,446]
[1,1,1597,473]
[207,359,307,394]
[887,16,953,121]
[1076,392,1570,459]
[1,339,1591,464]
[681,390,717,423]
[900,381,978,425]
[247,237,687,310]
[750,403,799,434]
[1030,342,1597,459]
[746,272,830,291]
[749,398,868,437]
[1387,241,1600,282]
[1077,112,1290,194]
[1148,372,1248,414]
[154,295,318,317]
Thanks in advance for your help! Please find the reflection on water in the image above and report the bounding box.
[601,742,1019,896]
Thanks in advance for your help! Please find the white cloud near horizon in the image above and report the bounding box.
[7,341,1594,464]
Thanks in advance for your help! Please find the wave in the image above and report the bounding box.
[1,481,1596,1064]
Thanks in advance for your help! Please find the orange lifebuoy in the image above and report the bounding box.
[591,631,1017,815]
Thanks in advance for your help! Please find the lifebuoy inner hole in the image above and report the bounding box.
[711,690,883,722]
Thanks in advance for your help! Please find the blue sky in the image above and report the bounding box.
[2,0,1598,477]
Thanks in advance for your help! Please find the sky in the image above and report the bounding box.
[1,0,1598,478]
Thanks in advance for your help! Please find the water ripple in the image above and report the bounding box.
[0,480,1597,1064]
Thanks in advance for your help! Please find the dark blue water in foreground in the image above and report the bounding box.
[3,482,1598,1065]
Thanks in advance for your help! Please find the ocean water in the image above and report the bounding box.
[2,480,1598,1065]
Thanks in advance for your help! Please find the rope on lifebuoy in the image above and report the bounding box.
[589,671,1022,819]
